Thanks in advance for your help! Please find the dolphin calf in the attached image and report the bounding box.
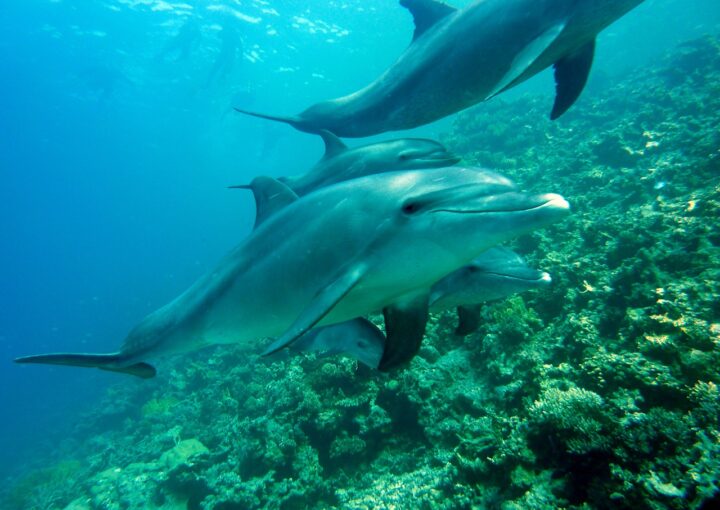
[256,130,460,197]
[291,318,387,369]
[429,247,552,335]
[235,0,644,137]
[293,247,551,367]
[15,168,569,377]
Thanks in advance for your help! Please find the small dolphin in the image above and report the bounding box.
[15,168,569,377]
[297,247,550,366]
[274,130,460,196]
[235,0,644,137]
[430,247,552,335]
[291,318,386,369]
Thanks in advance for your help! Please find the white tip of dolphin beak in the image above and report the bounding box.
[541,193,570,211]
[540,272,552,283]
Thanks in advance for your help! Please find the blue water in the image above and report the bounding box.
[0,0,718,482]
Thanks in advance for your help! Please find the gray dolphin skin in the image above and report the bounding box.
[234,0,644,137]
[14,168,569,377]
[276,130,460,196]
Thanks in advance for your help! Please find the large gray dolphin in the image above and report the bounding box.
[14,168,569,377]
[235,0,644,137]
[294,247,551,367]
[275,130,460,197]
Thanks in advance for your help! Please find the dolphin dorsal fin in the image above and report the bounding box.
[400,0,456,42]
[230,176,298,229]
[318,129,347,159]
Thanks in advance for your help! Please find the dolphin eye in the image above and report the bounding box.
[402,202,420,214]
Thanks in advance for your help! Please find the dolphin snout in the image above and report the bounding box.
[538,193,570,212]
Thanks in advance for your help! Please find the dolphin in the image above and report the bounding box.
[274,130,460,197]
[290,318,387,369]
[234,0,644,137]
[429,247,552,335]
[293,248,551,367]
[14,168,569,377]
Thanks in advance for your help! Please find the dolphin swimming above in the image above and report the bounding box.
[14,168,569,377]
[291,247,551,367]
[242,130,460,198]
[234,0,644,137]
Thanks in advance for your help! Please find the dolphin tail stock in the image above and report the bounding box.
[232,107,305,130]
[14,352,156,379]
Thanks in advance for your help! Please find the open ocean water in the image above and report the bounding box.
[1,1,719,508]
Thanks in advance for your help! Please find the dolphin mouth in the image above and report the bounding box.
[431,193,570,214]
[481,271,552,283]
[414,152,461,167]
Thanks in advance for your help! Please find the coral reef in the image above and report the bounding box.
[2,35,718,510]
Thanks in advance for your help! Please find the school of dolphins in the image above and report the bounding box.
[15,0,644,378]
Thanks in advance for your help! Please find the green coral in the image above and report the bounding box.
[2,32,720,510]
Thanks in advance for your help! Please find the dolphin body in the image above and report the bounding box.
[235,0,644,137]
[14,168,569,377]
[275,130,460,197]
[296,247,551,367]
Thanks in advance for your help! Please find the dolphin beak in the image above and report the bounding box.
[537,193,570,212]
[427,150,461,166]
[432,192,570,215]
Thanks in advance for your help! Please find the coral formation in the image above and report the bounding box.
[1,35,718,510]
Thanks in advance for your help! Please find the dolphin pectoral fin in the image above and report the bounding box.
[230,176,298,229]
[400,0,457,42]
[487,22,566,100]
[455,305,483,336]
[378,295,429,371]
[550,38,596,120]
[14,352,156,379]
[261,265,367,357]
[318,129,348,159]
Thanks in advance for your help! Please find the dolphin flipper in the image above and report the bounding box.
[455,304,483,336]
[550,39,596,120]
[14,353,156,379]
[262,265,368,356]
[488,22,566,100]
[230,176,298,229]
[378,295,429,371]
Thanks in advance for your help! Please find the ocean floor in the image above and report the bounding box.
[2,34,719,510]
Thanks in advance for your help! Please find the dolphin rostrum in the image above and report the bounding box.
[276,130,460,197]
[14,168,569,377]
[235,0,644,137]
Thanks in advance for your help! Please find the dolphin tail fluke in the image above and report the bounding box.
[233,107,303,130]
[14,352,156,379]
